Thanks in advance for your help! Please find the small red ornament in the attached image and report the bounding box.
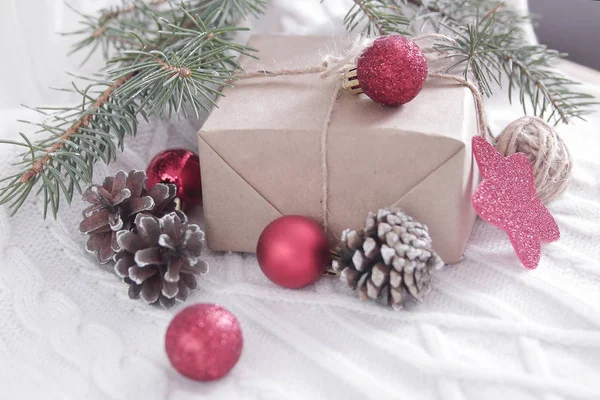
[146,149,202,209]
[256,216,329,289]
[344,35,428,106]
[165,304,243,382]
[471,136,560,269]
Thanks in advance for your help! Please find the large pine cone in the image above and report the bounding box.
[114,212,207,307]
[79,170,178,264]
[332,208,443,310]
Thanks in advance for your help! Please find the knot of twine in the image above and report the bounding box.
[496,116,572,203]
[234,34,537,230]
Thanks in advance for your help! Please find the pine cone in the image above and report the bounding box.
[332,208,444,310]
[114,212,207,307]
[79,170,178,264]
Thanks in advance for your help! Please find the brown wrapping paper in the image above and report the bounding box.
[198,35,479,264]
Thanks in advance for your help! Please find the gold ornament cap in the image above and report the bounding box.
[342,68,363,94]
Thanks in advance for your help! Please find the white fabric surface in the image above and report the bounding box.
[1,1,600,399]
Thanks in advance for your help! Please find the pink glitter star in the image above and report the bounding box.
[471,136,560,269]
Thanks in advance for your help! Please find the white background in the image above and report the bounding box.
[1,1,599,399]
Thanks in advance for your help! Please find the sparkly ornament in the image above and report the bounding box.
[146,149,202,210]
[165,304,243,381]
[256,216,329,289]
[343,35,428,106]
[471,136,560,269]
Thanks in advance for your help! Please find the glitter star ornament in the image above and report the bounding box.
[471,136,560,269]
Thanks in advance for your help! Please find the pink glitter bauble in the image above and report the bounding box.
[356,35,428,106]
[165,304,243,381]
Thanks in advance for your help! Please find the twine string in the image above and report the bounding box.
[320,81,344,230]
[427,72,491,140]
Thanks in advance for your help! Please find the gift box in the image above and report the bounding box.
[198,35,479,264]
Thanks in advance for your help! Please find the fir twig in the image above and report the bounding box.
[1,0,265,217]
[434,5,595,124]
[67,0,266,63]
[336,0,410,36]
[0,80,140,218]
[336,0,596,125]
[20,72,137,185]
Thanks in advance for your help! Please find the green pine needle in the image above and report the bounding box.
[332,0,410,36]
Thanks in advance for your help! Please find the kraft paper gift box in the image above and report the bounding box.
[198,35,479,264]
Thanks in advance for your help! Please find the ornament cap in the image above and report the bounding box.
[342,68,363,94]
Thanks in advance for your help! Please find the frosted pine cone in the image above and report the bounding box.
[114,212,207,307]
[332,208,444,310]
[79,170,178,264]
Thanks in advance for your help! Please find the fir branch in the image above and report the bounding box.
[109,21,252,119]
[1,1,262,217]
[435,5,595,124]
[0,80,139,218]
[501,47,595,123]
[338,0,596,125]
[66,0,171,63]
[68,0,266,62]
[19,72,137,185]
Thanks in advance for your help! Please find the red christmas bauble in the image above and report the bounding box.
[165,304,243,382]
[356,35,428,106]
[256,216,329,289]
[146,149,202,209]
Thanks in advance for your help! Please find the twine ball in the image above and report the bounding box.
[495,116,572,203]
